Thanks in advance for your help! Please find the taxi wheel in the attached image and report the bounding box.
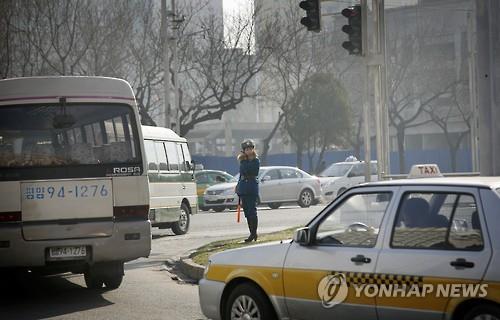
[298,189,313,208]
[172,203,190,235]
[463,304,500,320]
[224,283,276,320]
[213,206,226,212]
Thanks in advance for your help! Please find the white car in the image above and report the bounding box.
[319,161,378,202]
[203,166,322,211]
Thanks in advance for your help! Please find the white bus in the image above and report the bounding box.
[0,76,151,290]
[142,125,197,235]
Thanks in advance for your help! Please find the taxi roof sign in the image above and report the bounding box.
[408,164,443,179]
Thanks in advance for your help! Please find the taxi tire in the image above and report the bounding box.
[213,206,226,212]
[462,304,500,320]
[172,203,190,235]
[224,283,276,320]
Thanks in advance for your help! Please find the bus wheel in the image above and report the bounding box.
[172,203,190,235]
[84,271,103,289]
[103,273,123,290]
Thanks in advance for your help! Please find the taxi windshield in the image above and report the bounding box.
[318,163,352,177]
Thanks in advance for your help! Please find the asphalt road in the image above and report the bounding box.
[0,205,325,320]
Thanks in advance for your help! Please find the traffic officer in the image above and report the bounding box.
[236,139,260,242]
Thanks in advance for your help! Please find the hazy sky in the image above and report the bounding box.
[223,0,252,16]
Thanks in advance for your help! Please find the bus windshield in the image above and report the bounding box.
[0,103,142,179]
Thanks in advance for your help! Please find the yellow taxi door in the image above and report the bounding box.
[375,186,492,320]
[282,188,396,319]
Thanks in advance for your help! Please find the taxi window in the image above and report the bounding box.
[391,192,484,251]
[315,192,392,247]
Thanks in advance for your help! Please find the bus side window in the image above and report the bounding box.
[155,141,168,171]
[164,141,179,171]
[144,140,158,171]
[180,143,192,171]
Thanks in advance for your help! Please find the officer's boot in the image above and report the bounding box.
[244,217,254,242]
[252,216,258,241]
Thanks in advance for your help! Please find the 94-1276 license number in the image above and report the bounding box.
[49,246,87,259]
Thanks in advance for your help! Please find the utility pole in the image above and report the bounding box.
[477,0,499,175]
[467,11,479,172]
[166,0,184,135]
[170,0,183,135]
[161,0,171,129]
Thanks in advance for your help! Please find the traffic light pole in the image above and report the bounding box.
[367,0,389,180]
[362,0,372,182]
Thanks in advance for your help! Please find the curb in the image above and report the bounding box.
[178,255,205,282]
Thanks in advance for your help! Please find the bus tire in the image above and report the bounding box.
[103,273,123,290]
[172,202,190,235]
[84,270,103,289]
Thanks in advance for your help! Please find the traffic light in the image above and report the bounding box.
[299,0,321,32]
[341,5,362,55]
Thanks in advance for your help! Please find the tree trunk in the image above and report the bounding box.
[260,113,284,165]
[396,127,406,174]
[449,146,458,172]
[296,144,303,170]
[353,141,362,160]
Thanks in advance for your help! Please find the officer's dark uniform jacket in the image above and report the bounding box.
[237,154,260,217]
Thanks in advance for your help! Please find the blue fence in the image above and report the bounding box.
[192,149,473,176]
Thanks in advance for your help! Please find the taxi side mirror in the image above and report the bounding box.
[293,227,311,246]
[261,175,271,182]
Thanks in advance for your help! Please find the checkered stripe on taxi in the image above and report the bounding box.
[343,271,424,288]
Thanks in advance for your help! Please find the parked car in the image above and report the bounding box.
[194,170,236,211]
[319,160,378,202]
[199,165,500,320]
[203,166,322,211]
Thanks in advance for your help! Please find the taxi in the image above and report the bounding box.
[198,165,500,320]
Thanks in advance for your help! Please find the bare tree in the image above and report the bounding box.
[387,29,457,173]
[284,73,351,171]
[255,1,340,167]
[175,5,276,136]
[425,82,471,171]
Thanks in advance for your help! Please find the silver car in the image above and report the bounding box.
[203,166,322,211]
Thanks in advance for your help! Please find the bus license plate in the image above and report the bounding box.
[49,246,87,259]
